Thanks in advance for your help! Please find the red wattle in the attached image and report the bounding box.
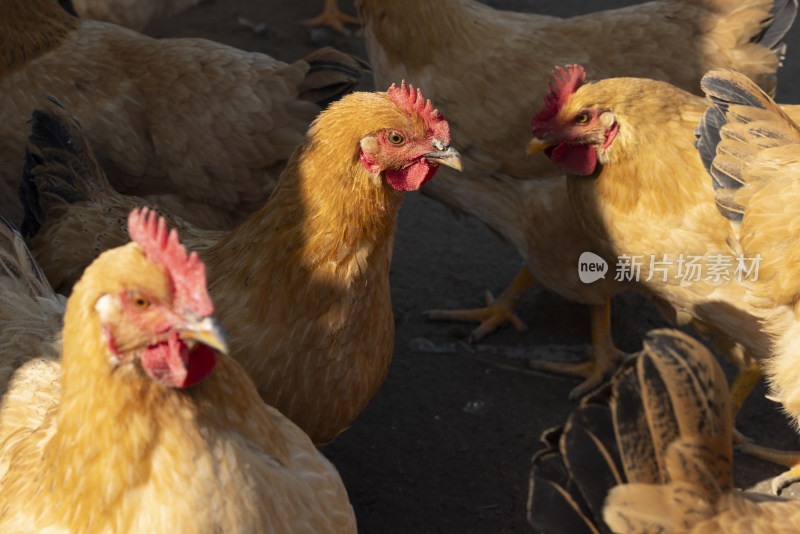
[550,143,598,176]
[385,160,439,191]
[141,330,217,388]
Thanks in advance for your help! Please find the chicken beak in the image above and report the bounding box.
[527,137,556,156]
[424,146,463,171]
[179,316,229,355]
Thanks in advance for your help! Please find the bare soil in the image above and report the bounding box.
[146,2,800,532]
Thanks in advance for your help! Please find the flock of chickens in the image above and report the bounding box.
[6,0,800,531]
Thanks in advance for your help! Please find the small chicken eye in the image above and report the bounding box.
[387,132,404,145]
[129,292,150,309]
[575,112,590,124]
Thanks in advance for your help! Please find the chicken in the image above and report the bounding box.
[0,208,356,533]
[528,328,800,534]
[22,84,462,445]
[0,0,367,228]
[356,0,797,396]
[695,67,800,492]
[68,0,199,31]
[303,0,360,35]
[527,65,800,424]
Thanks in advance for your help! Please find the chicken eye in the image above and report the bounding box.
[575,112,591,124]
[387,132,405,145]
[129,292,150,309]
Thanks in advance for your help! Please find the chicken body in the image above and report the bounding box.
[356,0,795,346]
[0,0,364,228]
[70,0,199,30]
[23,86,461,444]
[529,69,800,377]
[0,212,356,533]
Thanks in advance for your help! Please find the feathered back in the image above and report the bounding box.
[528,329,733,533]
[697,68,800,313]
[696,68,800,223]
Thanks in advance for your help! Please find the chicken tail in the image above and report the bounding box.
[527,402,621,534]
[528,329,734,533]
[696,68,800,222]
[20,96,116,239]
[295,47,370,108]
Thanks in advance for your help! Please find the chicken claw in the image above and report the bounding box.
[302,0,360,35]
[526,299,627,399]
[424,266,534,343]
[733,433,800,495]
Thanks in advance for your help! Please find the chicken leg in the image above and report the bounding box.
[526,298,626,399]
[730,362,762,418]
[424,266,534,343]
[302,0,360,35]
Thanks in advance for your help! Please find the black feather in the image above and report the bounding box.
[755,0,798,56]
[20,99,94,238]
[58,0,78,17]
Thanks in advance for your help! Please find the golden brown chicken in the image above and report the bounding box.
[22,84,462,445]
[527,65,800,414]
[0,0,366,229]
[0,208,356,533]
[356,0,796,396]
[528,329,800,534]
[68,0,199,30]
[695,67,800,492]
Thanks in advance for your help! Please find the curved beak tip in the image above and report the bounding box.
[181,317,229,355]
[425,146,463,172]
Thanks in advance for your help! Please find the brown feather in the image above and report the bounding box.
[1,0,365,226]
[71,0,200,31]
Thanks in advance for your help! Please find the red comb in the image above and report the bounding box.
[531,65,586,132]
[127,208,213,317]
[388,81,450,142]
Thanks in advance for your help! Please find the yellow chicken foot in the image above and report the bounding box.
[302,0,360,35]
[728,363,786,467]
[424,266,534,343]
[732,433,800,494]
[771,464,800,495]
[527,299,627,399]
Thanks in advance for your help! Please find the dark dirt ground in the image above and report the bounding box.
[144,2,800,532]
